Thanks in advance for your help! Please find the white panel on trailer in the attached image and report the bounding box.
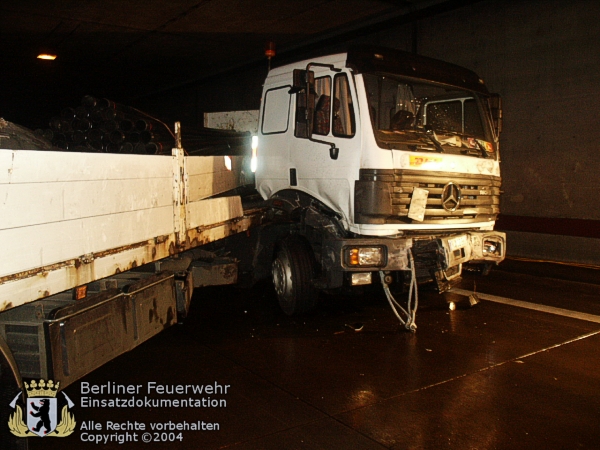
[0,206,174,278]
[0,150,176,278]
[187,155,251,202]
[0,148,259,310]
[187,197,244,229]
[0,178,172,230]
[0,150,172,184]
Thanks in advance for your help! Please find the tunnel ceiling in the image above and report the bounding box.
[0,0,479,127]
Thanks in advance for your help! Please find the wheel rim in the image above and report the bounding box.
[272,253,294,310]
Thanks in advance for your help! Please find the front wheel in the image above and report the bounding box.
[272,236,318,315]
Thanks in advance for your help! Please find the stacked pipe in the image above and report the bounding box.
[37,96,175,154]
[38,95,252,157]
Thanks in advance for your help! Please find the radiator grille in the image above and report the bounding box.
[360,169,501,225]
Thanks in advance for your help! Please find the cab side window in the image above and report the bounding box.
[293,72,355,138]
[332,74,355,138]
[262,86,291,134]
[313,77,332,136]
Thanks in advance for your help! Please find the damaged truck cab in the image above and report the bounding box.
[254,46,506,316]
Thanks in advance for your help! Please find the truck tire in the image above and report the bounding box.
[272,236,318,315]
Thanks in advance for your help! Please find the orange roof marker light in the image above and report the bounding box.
[265,41,276,70]
[265,41,276,59]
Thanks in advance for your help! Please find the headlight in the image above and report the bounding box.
[483,239,501,256]
[345,246,385,267]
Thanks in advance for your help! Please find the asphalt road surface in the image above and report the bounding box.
[28,261,600,450]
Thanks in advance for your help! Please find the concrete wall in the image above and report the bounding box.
[406,0,600,265]
[413,0,600,221]
[142,0,600,265]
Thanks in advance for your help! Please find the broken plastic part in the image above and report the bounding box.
[469,293,480,307]
[345,323,364,332]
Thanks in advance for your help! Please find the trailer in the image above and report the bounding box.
[0,123,264,447]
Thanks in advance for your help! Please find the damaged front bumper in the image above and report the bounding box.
[439,230,506,269]
[320,230,506,289]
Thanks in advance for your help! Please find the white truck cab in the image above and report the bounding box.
[254,46,506,315]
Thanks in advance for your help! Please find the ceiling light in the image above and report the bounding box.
[37,54,57,60]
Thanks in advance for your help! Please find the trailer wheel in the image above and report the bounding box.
[272,236,318,315]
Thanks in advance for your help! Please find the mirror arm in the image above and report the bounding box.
[308,136,339,160]
[299,62,342,159]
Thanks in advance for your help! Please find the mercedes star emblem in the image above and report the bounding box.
[441,182,461,211]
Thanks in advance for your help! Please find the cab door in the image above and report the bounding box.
[255,84,294,199]
[289,70,360,223]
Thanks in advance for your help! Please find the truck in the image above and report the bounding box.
[0,45,504,447]
[252,45,505,323]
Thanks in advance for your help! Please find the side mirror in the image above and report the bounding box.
[293,69,315,139]
[489,93,502,136]
[292,69,314,92]
[329,146,339,160]
[292,65,340,160]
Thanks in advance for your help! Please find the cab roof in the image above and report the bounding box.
[267,45,489,95]
[347,45,490,95]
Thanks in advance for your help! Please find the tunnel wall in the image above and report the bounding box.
[404,0,600,266]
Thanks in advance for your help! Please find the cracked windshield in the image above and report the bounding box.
[363,73,496,157]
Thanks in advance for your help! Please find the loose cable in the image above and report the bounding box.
[379,249,418,332]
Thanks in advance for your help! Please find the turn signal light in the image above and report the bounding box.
[345,246,385,267]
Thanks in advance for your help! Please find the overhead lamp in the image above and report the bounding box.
[37,53,57,60]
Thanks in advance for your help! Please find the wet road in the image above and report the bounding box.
[30,262,600,449]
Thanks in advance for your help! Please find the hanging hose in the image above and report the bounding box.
[379,249,419,332]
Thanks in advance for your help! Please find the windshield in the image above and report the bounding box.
[363,73,496,157]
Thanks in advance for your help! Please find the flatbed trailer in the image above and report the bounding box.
[0,141,265,395]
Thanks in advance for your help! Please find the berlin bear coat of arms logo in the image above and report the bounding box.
[8,379,76,438]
